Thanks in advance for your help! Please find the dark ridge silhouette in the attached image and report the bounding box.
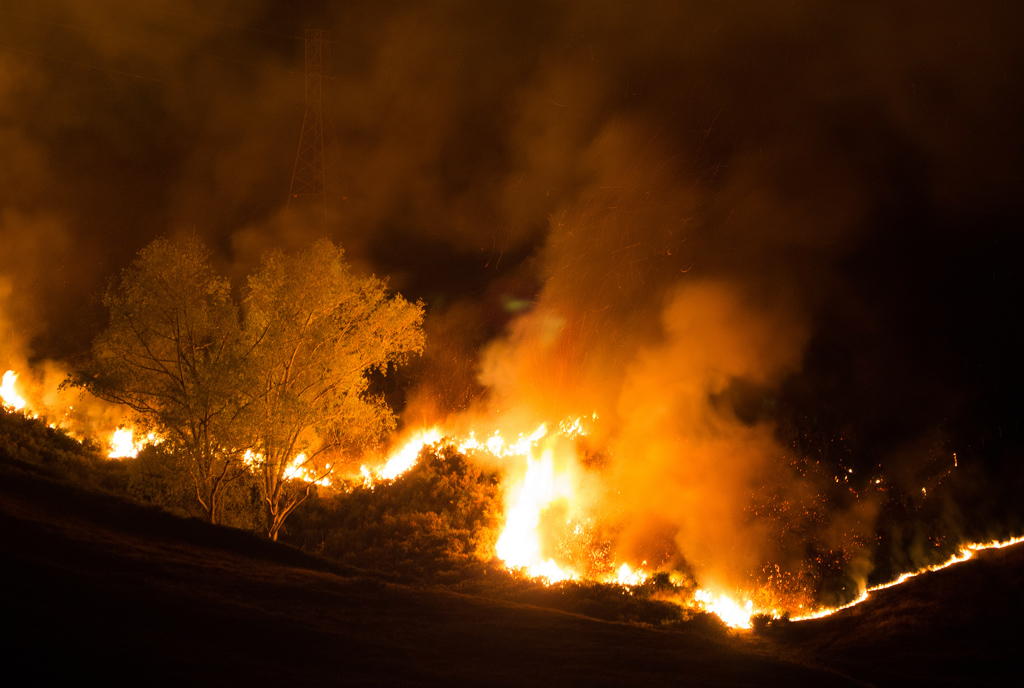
[764,543,1024,686]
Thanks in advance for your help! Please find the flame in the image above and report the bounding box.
[791,534,1024,621]
[694,589,756,629]
[283,452,332,487]
[379,427,443,479]
[1,370,27,411]
[495,446,577,582]
[614,562,646,586]
[108,427,142,459]
[245,449,332,487]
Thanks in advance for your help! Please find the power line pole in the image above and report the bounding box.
[288,29,336,217]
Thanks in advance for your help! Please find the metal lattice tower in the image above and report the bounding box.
[288,29,336,216]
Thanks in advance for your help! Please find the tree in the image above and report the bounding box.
[75,237,247,524]
[241,239,424,540]
[75,236,423,538]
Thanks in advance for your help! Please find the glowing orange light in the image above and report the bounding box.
[1,370,27,411]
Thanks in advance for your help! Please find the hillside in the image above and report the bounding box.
[2,419,1022,686]
[766,539,1024,686]
[0,449,855,687]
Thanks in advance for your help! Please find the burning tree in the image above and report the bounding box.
[241,239,424,540]
[73,237,247,524]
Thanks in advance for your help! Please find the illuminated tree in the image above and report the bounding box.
[241,239,424,540]
[76,236,423,538]
[76,237,247,524]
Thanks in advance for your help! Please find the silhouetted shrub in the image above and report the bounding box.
[283,444,501,580]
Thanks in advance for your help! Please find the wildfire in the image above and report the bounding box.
[370,416,785,626]
[2,370,27,411]
[495,445,577,582]
[10,358,1024,631]
[372,417,595,583]
[791,534,1024,622]
[694,590,756,629]
[108,427,143,459]
[371,415,1024,631]
[4,367,142,454]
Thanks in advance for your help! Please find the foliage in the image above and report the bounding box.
[283,444,501,581]
[240,239,424,540]
[72,237,247,524]
[71,235,423,535]
[128,443,263,530]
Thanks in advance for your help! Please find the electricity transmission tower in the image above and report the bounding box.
[288,29,337,216]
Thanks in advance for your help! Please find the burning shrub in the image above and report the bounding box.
[0,407,128,493]
[283,443,501,580]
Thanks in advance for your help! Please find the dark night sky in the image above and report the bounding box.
[3,0,1024,584]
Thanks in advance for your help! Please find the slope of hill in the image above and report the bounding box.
[3,411,1022,687]
[0,450,858,687]
[768,540,1024,686]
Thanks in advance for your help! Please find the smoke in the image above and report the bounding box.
[471,123,872,596]
[2,1,1023,595]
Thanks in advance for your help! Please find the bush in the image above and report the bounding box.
[0,407,128,493]
[282,444,501,580]
[128,444,263,530]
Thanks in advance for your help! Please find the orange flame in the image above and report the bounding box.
[791,534,1024,622]
[1,370,27,411]
[374,416,606,583]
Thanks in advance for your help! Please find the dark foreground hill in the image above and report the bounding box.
[2,448,1022,687]
[764,537,1024,686]
[0,453,844,687]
